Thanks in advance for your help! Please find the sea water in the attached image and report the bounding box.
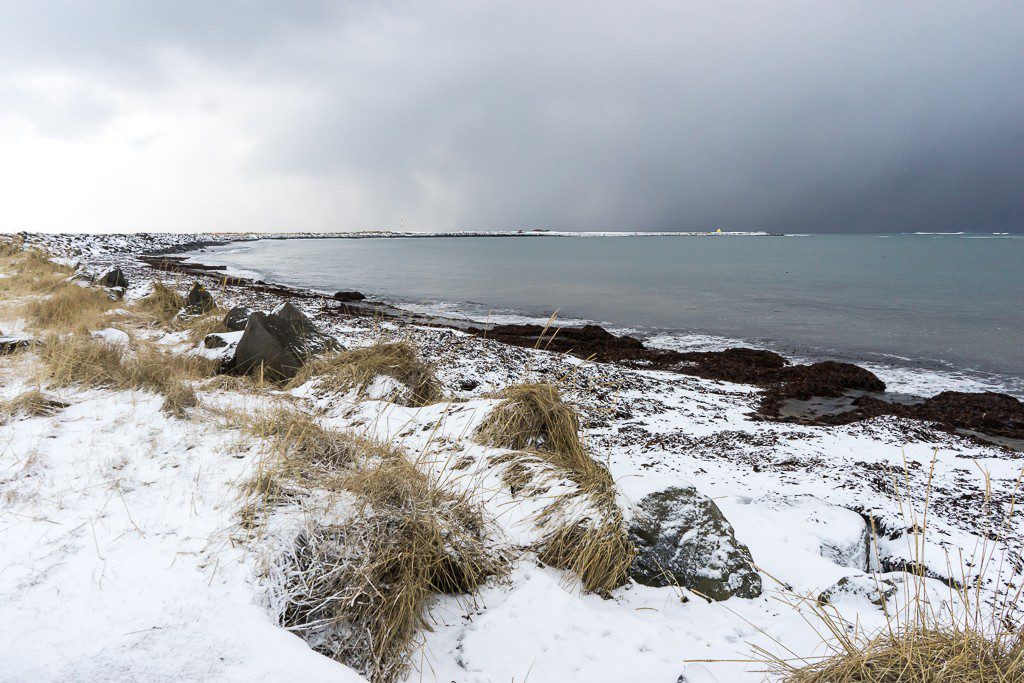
[186,233,1024,397]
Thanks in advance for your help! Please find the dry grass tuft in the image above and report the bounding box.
[242,408,363,483]
[1,389,69,422]
[477,383,592,474]
[37,332,129,388]
[290,341,443,407]
[179,310,227,342]
[36,332,215,416]
[132,281,184,323]
[479,382,633,593]
[781,625,1023,682]
[229,403,504,681]
[0,246,75,296]
[536,511,635,596]
[277,456,504,682]
[21,284,115,330]
[160,382,198,418]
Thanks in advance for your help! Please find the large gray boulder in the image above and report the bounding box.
[628,486,762,601]
[229,312,304,380]
[226,303,339,380]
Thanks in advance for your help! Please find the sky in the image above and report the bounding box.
[1,1,1022,234]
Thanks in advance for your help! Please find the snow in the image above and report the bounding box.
[3,232,1022,682]
[0,387,363,682]
[91,327,131,346]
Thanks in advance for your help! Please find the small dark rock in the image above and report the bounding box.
[99,267,128,289]
[204,334,229,349]
[0,336,32,355]
[458,379,480,391]
[183,281,216,314]
[223,306,253,332]
[333,290,366,302]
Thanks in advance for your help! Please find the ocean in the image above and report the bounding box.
[185,233,1024,397]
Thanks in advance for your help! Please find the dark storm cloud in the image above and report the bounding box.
[1,1,1022,232]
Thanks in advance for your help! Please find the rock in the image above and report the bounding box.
[229,312,306,380]
[333,290,366,302]
[466,323,648,363]
[99,267,128,289]
[628,486,762,600]
[817,574,901,608]
[223,306,253,332]
[775,361,886,400]
[458,379,480,391]
[227,304,339,380]
[204,334,228,349]
[270,302,339,354]
[0,336,31,355]
[183,281,216,314]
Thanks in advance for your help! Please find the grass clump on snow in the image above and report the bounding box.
[767,451,1024,682]
[36,332,214,416]
[275,456,504,683]
[131,281,184,323]
[477,382,633,594]
[290,341,442,407]
[0,389,69,423]
[21,284,116,331]
[229,405,504,682]
[0,243,75,296]
[780,626,1023,682]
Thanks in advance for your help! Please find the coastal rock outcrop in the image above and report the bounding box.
[333,290,366,302]
[817,574,901,609]
[854,390,1024,440]
[628,486,762,601]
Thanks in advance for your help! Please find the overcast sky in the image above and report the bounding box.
[1,1,1022,234]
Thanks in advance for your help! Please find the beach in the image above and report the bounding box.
[2,232,1022,682]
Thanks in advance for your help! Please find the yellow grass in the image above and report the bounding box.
[478,382,633,593]
[21,284,116,331]
[290,341,443,407]
[36,332,215,416]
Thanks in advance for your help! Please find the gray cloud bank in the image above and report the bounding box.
[1,1,1022,233]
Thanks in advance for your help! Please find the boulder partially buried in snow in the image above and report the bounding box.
[817,573,902,609]
[226,303,339,380]
[223,305,253,332]
[99,267,128,289]
[183,281,216,314]
[628,486,762,600]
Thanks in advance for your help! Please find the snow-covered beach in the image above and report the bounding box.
[2,233,1022,682]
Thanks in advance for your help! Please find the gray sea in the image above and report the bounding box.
[186,233,1024,397]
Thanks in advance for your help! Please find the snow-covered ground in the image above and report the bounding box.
[2,233,1021,682]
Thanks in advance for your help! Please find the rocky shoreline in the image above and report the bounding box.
[118,234,1024,450]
